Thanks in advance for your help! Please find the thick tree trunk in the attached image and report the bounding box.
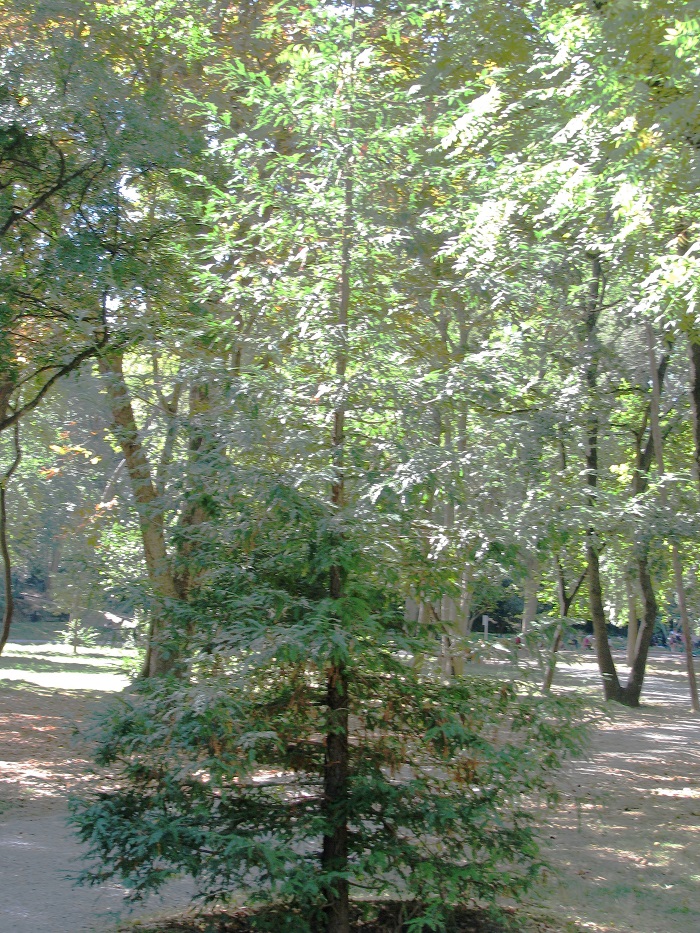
[99,354,178,676]
[616,557,658,707]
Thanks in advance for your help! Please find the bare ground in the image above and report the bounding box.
[0,648,193,933]
[0,646,698,933]
[524,651,700,933]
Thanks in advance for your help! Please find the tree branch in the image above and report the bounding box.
[0,333,109,433]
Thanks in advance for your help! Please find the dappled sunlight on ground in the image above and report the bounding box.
[0,682,111,803]
[0,650,194,932]
[525,651,700,933]
[0,643,133,691]
[1,645,699,931]
[0,668,130,690]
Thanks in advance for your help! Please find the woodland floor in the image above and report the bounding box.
[0,645,698,933]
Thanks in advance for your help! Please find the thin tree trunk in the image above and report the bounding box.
[543,560,586,693]
[621,556,658,706]
[0,422,21,655]
[440,494,457,675]
[543,630,562,692]
[688,340,700,486]
[323,590,350,933]
[521,549,539,634]
[322,164,352,933]
[0,490,14,655]
[99,354,178,676]
[46,538,62,597]
[69,595,80,655]
[452,568,473,677]
[626,575,638,667]
[676,222,700,487]
[670,550,699,711]
[617,349,670,700]
[587,540,623,699]
[579,259,660,706]
[173,384,212,604]
[543,561,568,695]
[647,325,700,712]
[583,256,623,700]
[451,410,472,677]
[543,427,574,693]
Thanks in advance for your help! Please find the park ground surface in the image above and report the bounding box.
[0,644,698,933]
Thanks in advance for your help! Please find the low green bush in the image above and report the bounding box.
[71,483,587,932]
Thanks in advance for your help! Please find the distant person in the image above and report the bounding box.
[582,634,594,651]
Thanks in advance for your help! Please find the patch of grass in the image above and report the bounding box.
[3,642,134,660]
[0,643,134,691]
[668,905,694,916]
[0,798,14,816]
[0,656,117,674]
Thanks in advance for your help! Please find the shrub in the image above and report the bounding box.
[71,483,586,932]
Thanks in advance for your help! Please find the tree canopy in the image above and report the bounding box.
[2,1,700,929]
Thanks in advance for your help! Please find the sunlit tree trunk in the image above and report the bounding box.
[173,383,213,605]
[646,325,700,713]
[543,560,586,693]
[451,568,473,677]
[521,549,539,634]
[440,494,458,675]
[675,228,700,489]
[99,353,178,676]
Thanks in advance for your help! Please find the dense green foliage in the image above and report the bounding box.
[2,0,700,927]
[72,481,586,930]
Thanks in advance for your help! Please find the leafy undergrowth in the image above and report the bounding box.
[125,903,582,933]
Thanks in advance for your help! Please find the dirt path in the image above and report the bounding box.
[0,656,193,933]
[528,652,700,933]
[1,647,698,932]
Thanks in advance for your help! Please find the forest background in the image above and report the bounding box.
[1,0,700,931]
